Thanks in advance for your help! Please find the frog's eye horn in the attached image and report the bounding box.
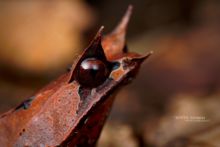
[69,27,112,88]
[76,58,110,88]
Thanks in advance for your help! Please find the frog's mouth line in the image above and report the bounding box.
[60,57,147,146]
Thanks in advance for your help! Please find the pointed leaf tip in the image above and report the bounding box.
[131,51,153,63]
[141,51,154,61]
[94,26,104,39]
[102,6,133,59]
[128,5,133,11]
[114,5,133,32]
[98,26,104,35]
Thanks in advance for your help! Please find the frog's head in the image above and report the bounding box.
[63,5,152,146]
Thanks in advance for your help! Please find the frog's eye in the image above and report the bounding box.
[76,58,110,88]
[69,27,113,86]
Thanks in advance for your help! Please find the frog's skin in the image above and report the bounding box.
[0,6,152,147]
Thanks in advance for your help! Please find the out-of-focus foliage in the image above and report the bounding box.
[98,122,138,147]
[0,1,93,73]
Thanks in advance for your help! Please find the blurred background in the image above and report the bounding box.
[0,0,220,146]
